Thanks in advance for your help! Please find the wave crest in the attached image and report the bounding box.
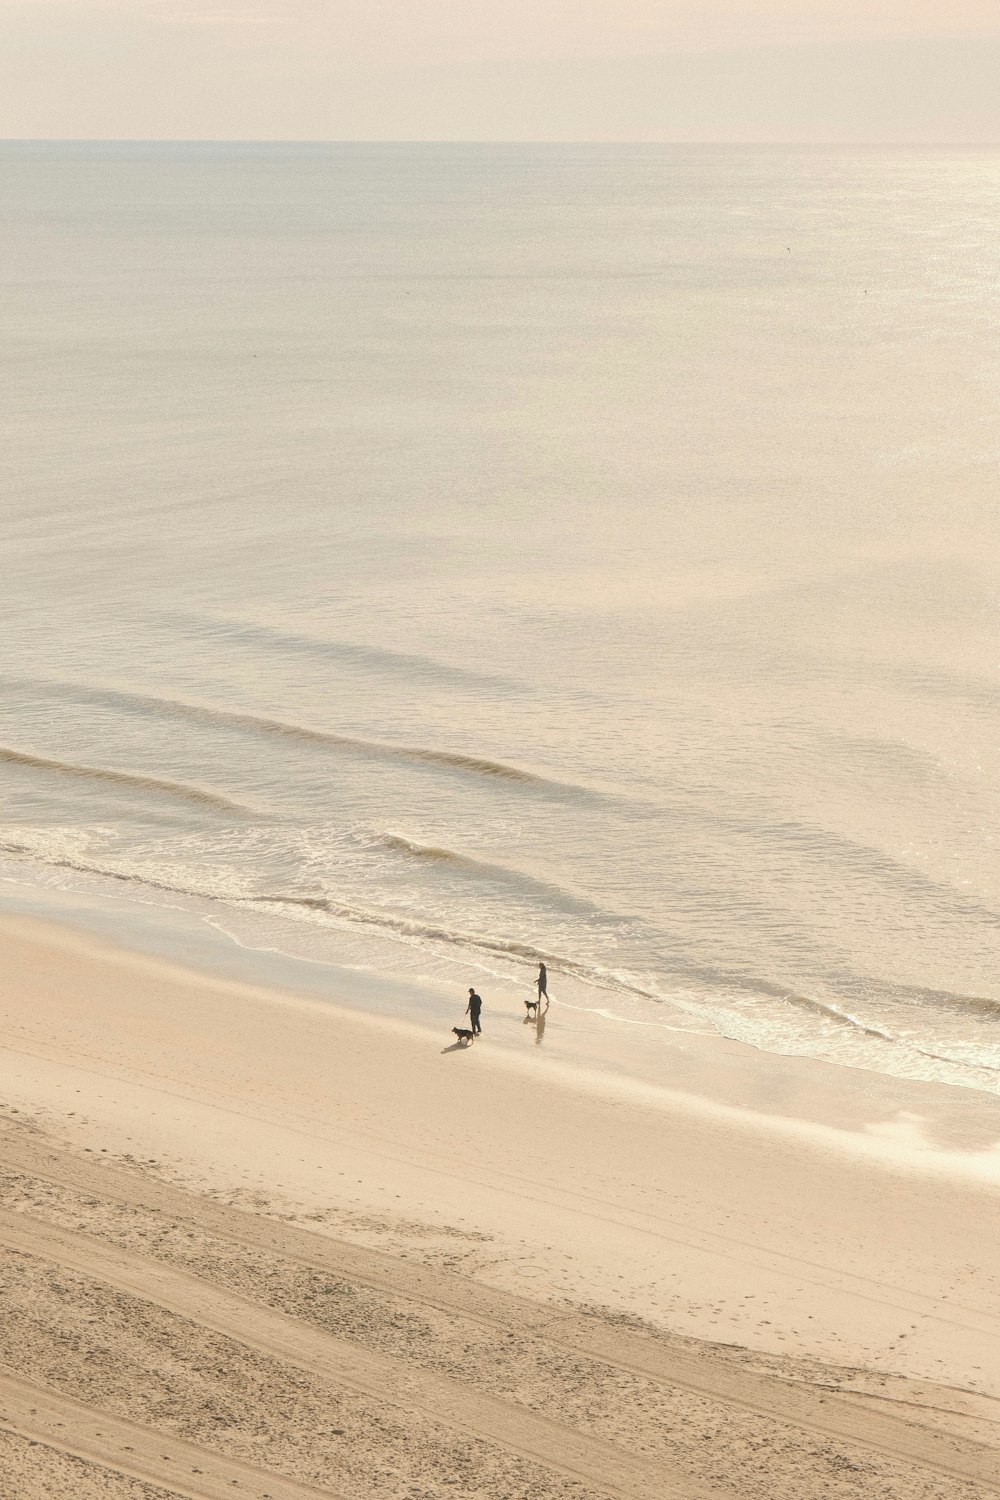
[162,614,526,695]
[375,832,616,921]
[4,678,594,797]
[0,745,252,815]
[772,987,895,1043]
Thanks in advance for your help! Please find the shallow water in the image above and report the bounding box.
[2,142,999,1093]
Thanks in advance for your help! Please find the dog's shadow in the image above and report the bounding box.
[440,1040,473,1054]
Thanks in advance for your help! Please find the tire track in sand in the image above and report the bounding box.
[0,1371,341,1500]
[2,1132,997,1495]
[0,1208,709,1500]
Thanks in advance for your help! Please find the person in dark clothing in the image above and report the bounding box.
[466,988,483,1035]
[536,963,549,1006]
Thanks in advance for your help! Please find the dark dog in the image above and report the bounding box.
[452,1027,475,1045]
[524,999,538,1018]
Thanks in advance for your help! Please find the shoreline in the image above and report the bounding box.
[1,909,998,1496]
[1,910,998,1388]
[3,872,1000,1170]
[4,834,999,1106]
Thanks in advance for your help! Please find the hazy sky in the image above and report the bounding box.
[3,1,1000,140]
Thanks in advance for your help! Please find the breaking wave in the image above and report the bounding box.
[770,987,896,1043]
[0,830,941,1047]
[1,831,997,1082]
[0,834,654,1001]
[376,832,615,919]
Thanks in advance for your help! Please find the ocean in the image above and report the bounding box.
[2,141,999,1095]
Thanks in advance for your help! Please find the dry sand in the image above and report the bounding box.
[0,912,998,1499]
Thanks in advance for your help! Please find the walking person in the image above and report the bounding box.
[536,962,549,1007]
[466,988,483,1036]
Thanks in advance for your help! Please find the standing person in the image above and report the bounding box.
[536,962,549,1007]
[466,988,483,1035]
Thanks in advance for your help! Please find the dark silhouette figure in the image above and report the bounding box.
[536,963,548,1004]
[466,988,483,1035]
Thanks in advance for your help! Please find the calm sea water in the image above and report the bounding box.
[2,142,999,1093]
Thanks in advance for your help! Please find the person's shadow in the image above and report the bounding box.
[535,1004,548,1044]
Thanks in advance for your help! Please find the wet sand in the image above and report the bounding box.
[0,913,998,1499]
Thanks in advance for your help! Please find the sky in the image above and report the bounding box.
[2,1,1000,141]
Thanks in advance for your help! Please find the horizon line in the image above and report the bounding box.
[3,137,1000,148]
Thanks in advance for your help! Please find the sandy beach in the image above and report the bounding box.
[0,911,997,1498]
